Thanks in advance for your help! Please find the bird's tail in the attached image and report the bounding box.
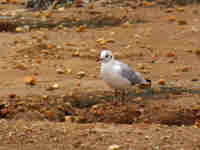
[138,78,152,89]
[145,78,152,85]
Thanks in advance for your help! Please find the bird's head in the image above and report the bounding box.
[97,50,114,63]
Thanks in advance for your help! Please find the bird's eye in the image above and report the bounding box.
[105,55,109,58]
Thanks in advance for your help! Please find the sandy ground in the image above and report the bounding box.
[0,0,200,149]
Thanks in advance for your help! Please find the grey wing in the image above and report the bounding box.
[119,62,146,85]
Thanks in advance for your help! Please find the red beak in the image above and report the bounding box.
[96,57,103,62]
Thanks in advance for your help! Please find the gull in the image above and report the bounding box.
[98,50,151,100]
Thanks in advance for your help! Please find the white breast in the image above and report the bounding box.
[100,61,131,89]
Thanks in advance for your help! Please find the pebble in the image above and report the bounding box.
[24,76,36,85]
[191,26,199,33]
[195,49,200,55]
[172,72,180,77]
[58,7,65,11]
[178,20,187,25]
[193,9,198,14]
[181,66,191,72]
[176,7,184,12]
[135,97,143,102]
[165,8,174,13]
[16,25,30,32]
[158,79,165,85]
[72,51,80,57]
[8,93,16,98]
[167,51,176,57]
[108,144,121,150]
[65,116,72,122]
[52,83,59,89]
[56,68,65,74]
[46,83,60,91]
[77,71,86,78]
[137,63,145,69]
[152,86,161,93]
[168,16,176,22]
[191,78,198,82]
[145,135,150,140]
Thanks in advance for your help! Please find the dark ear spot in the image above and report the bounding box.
[146,79,151,83]
[145,78,152,86]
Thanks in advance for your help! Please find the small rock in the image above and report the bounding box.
[158,79,165,85]
[195,49,200,55]
[135,87,145,94]
[191,78,198,82]
[152,145,160,150]
[154,127,160,131]
[185,49,193,53]
[52,83,59,89]
[181,66,191,72]
[8,93,16,98]
[65,116,72,121]
[168,16,176,22]
[135,97,143,102]
[110,32,115,35]
[58,7,65,11]
[172,72,180,77]
[167,51,176,57]
[192,9,198,14]
[76,80,81,87]
[137,63,145,69]
[108,144,121,150]
[16,25,30,32]
[65,68,72,74]
[34,12,41,17]
[56,68,65,74]
[152,86,161,93]
[90,49,97,53]
[14,63,27,70]
[178,20,187,25]
[176,7,184,12]
[56,45,62,49]
[72,51,80,57]
[24,76,36,85]
[47,43,54,49]
[46,83,60,91]
[165,8,174,13]
[77,71,86,78]
[40,49,49,55]
[168,59,175,63]
[15,27,23,32]
[145,135,150,140]
[44,109,65,122]
[76,25,87,32]
[191,26,199,33]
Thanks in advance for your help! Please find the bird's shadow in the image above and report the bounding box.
[70,86,200,108]
[100,86,200,103]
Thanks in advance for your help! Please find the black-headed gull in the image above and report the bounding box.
[98,50,151,100]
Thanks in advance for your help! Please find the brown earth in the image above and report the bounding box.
[0,1,200,150]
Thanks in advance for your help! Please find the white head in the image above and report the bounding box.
[99,50,114,63]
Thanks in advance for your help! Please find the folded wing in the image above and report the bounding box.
[118,61,147,86]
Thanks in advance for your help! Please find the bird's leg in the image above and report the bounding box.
[113,89,122,102]
[113,89,127,102]
[114,89,119,97]
[120,90,127,103]
[113,89,118,101]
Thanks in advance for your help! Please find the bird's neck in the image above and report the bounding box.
[102,59,114,66]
